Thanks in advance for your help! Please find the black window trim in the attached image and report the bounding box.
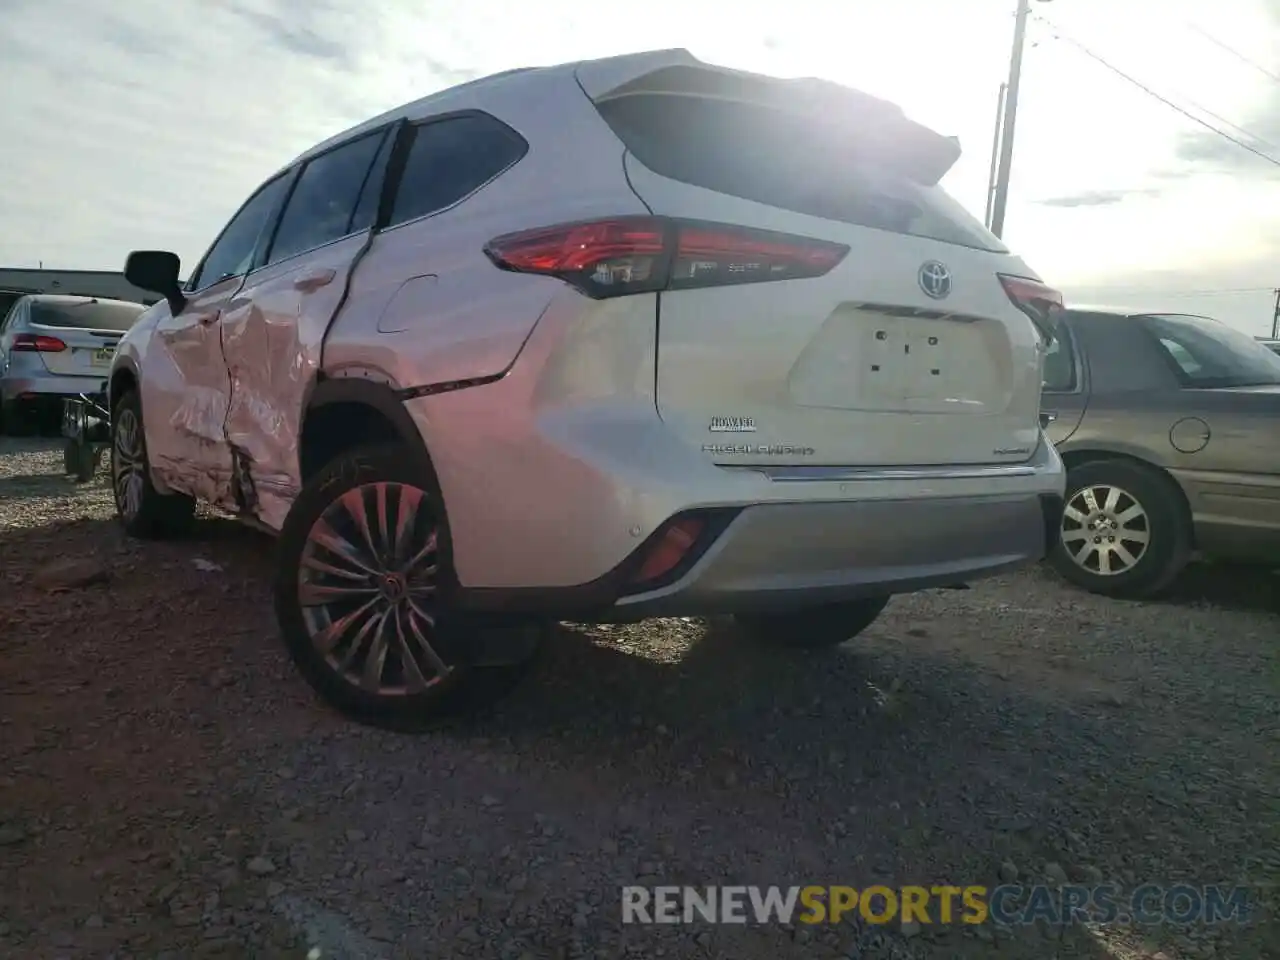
[253,123,399,273]
[185,170,296,294]
[1041,319,1083,395]
[379,109,530,234]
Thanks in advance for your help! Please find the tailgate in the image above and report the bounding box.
[576,52,1050,468]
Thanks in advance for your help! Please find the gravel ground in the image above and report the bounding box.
[1,436,1277,960]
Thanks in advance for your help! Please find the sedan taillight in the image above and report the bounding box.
[11,333,67,352]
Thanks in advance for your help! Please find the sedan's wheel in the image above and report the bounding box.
[275,443,538,729]
[110,389,196,539]
[1050,459,1190,599]
[1,401,35,437]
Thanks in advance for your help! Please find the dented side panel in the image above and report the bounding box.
[221,233,369,530]
[138,276,241,509]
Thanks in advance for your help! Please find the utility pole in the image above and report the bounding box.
[1271,288,1279,339]
[984,83,1009,229]
[990,0,1053,239]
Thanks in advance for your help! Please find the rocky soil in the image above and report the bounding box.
[1,436,1277,960]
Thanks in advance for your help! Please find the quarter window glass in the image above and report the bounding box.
[268,131,384,264]
[1042,329,1077,391]
[387,114,527,226]
[191,176,290,290]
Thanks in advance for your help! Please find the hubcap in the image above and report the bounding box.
[112,408,145,519]
[1060,483,1150,577]
[299,482,451,696]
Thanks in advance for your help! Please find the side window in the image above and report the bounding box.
[1158,337,1204,377]
[190,175,290,291]
[1042,327,1078,391]
[386,113,527,227]
[266,130,385,265]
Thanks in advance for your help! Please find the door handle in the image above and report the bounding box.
[1040,411,1057,427]
[294,268,336,292]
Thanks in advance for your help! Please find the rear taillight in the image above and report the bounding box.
[998,274,1063,345]
[12,333,67,352]
[484,217,849,298]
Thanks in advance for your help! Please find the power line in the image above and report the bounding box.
[1074,286,1276,299]
[1030,13,1280,171]
[1183,22,1280,87]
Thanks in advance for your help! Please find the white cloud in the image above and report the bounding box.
[1,0,1277,333]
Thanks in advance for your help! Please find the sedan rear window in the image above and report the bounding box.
[595,94,1008,253]
[1139,313,1280,388]
[30,299,145,332]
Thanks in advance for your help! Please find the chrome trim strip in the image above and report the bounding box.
[721,462,1040,482]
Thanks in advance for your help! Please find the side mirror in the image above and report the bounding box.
[124,251,186,315]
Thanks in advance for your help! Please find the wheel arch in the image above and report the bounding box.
[298,375,433,484]
[108,363,139,412]
[1059,447,1196,548]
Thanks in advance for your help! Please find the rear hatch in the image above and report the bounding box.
[576,52,1056,468]
[25,298,143,377]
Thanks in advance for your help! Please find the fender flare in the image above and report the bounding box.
[301,376,431,466]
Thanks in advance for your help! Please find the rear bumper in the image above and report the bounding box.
[611,491,1063,617]
[1,374,109,404]
[457,488,1062,620]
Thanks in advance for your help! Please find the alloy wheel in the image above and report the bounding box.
[1060,483,1151,577]
[112,407,145,519]
[298,482,452,696]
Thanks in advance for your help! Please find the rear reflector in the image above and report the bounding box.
[484,217,849,298]
[12,333,67,352]
[998,274,1063,345]
[632,515,705,585]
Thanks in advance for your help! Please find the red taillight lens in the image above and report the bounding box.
[998,274,1063,345]
[12,333,67,352]
[484,217,849,298]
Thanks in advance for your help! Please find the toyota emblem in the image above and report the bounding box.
[918,261,952,300]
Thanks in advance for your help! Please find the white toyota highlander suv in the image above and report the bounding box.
[112,49,1066,727]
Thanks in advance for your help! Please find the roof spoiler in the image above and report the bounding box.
[575,50,962,186]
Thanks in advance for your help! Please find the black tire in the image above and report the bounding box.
[110,389,197,539]
[1,401,36,437]
[274,443,540,730]
[1049,458,1191,599]
[735,596,891,649]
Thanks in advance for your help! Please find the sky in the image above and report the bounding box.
[2,0,1279,335]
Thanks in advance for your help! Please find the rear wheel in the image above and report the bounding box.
[274,443,539,730]
[1,400,36,437]
[1050,459,1190,599]
[735,596,891,649]
[110,389,196,538]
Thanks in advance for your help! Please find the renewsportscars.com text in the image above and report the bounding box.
[621,884,1251,927]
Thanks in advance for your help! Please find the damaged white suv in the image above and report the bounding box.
[113,49,1066,727]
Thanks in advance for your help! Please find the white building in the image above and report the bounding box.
[0,267,162,318]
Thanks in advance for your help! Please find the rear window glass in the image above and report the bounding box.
[1139,313,1280,388]
[595,95,1008,253]
[30,299,145,332]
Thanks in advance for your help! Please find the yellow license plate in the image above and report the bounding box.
[90,347,114,367]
